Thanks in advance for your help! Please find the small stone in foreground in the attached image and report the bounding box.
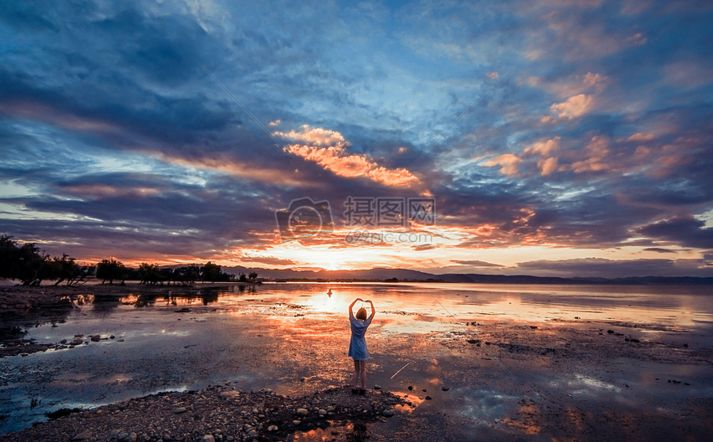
[71,430,92,441]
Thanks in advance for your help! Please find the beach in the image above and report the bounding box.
[1,282,713,440]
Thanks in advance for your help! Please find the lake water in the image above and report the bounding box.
[2,282,713,440]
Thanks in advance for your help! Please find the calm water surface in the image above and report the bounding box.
[1,282,713,440]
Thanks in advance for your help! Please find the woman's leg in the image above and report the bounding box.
[352,359,359,387]
[359,360,366,389]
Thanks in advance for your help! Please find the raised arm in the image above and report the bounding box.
[348,298,362,320]
[367,300,376,322]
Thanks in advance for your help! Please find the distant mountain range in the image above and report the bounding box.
[222,266,713,285]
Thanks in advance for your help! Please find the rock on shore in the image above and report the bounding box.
[0,385,406,441]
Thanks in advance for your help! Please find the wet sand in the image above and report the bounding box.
[1,282,713,440]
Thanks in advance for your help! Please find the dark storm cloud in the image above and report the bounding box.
[639,217,713,249]
[516,258,713,278]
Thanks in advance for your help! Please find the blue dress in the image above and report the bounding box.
[348,316,371,360]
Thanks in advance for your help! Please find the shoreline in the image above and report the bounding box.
[0,385,406,441]
[0,284,250,358]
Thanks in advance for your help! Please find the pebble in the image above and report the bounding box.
[296,407,309,415]
[202,435,215,442]
[71,430,93,441]
[172,407,188,414]
[220,391,240,399]
[267,425,278,431]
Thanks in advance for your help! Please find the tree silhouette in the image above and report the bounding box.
[1,235,241,286]
[138,263,162,285]
[96,259,127,285]
[0,235,91,286]
[201,261,225,282]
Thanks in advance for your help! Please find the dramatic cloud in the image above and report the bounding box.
[482,154,522,177]
[524,138,560,156]
[276,125,421,188]
[0,0,711,275]
[548,94,594,121]
[639,217,713,249]
[537,157,559,176]
[571,136,609,173]
[516,258,713,278]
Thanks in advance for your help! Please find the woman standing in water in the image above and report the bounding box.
[348,297,375,392]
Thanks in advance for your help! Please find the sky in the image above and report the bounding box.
[1,0,713,277]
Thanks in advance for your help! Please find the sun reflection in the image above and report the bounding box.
[302,291,351,314]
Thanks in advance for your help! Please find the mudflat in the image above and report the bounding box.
[1,282,712,440]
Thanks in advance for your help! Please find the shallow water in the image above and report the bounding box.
[2,282,713,440]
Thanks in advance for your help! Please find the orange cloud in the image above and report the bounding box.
[524,137,560,156]
[549,94,594,120]
[571,136,609,173]
[274,125,421,188]
[154,152,314,187]
[530,72,607,98]
[483,153,521,176]
[538,157,559,176]
[273,125,346,147]
[1,100,120,134]
[523,138,560,176]
[627,132,656,142]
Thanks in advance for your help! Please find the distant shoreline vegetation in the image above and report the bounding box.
[2,235,712,287]
[0,235,258,287]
